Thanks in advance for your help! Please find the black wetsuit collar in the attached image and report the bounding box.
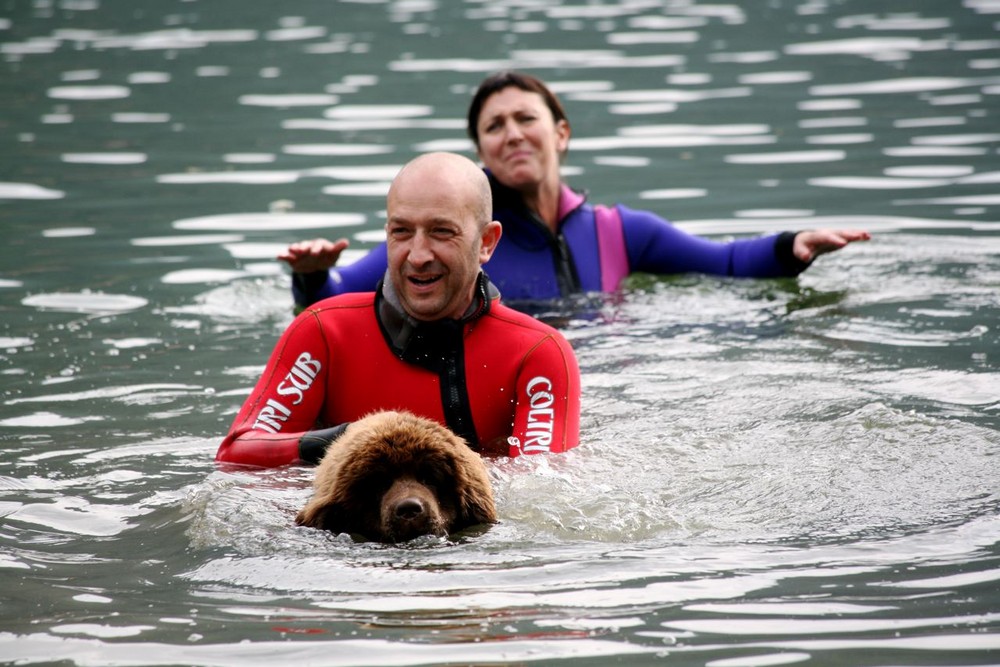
[376,270,497,363]
[484,170,583,295]
[484,169,589,222]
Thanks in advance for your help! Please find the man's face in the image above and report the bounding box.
[385,175,495,322]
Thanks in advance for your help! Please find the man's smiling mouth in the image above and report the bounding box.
[409,275,442,286]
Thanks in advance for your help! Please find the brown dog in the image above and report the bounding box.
[295,411,497,543]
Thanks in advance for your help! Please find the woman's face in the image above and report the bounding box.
[475,86,570,192]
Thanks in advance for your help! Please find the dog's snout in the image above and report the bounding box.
[382,478,445,542]
[394,497,426,520]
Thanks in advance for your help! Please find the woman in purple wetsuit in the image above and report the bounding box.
[281,71,870,308]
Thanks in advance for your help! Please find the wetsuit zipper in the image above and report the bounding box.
[488,171,583,296]
[553,231,580,295]
[375,275,495,450]
[524,208,581,296]
[439,339,477,448]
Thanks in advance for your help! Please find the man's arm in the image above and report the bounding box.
[508,332,581,456]
[215,311,340,467]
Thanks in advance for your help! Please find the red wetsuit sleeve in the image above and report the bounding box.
[508,331,581,456]
[216,310,331,467]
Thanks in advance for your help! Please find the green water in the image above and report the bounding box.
[1,1,998,665]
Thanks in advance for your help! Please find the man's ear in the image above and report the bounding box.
[479,220,502,264]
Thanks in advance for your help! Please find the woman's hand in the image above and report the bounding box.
[278,238,350,273]
[793,229,871,263]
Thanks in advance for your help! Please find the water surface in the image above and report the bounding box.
[1,1,998,665]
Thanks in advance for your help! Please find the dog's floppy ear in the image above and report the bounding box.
[294,500,325,528]
[450,449,497,526]
[458,481,497,526]
[295,500,351,533]
[296,422,363,534]
[295,499,350,534]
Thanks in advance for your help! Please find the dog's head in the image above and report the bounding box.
[295,411,497,543]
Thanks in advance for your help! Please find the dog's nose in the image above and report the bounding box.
[394,498,426,520]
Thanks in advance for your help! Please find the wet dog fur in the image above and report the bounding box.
[295,411,497,543]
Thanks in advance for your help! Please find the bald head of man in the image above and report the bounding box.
[384,153,502,322]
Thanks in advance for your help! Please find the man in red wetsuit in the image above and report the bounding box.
[216,152,581,467]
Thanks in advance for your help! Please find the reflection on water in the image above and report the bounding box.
[2,0,999,664]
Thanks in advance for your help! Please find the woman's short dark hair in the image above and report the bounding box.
[466,71,569,149]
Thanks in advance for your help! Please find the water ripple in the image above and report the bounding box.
[172,212,365,231]
[0,182,65,199]
[21,292,148,314]
[1,1,998,663]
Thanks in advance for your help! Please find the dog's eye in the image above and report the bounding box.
[357,474,390,500]
[416,466,445,489]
